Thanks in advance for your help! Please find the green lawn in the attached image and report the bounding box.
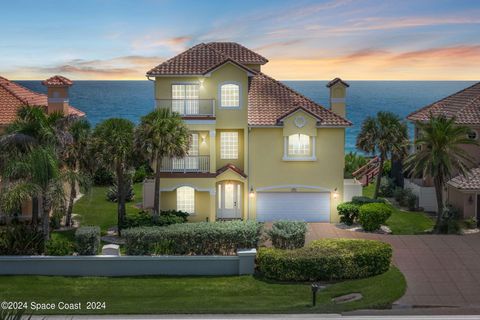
[0,267,405,315]
[73,183,143,233]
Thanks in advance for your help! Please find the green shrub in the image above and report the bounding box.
[93,167,114,186]
[358,203,393,232]
[344,152,367,179]
[463,217,477,229]
[0,224,44,255]
[351,196,385,205]
[393,187,406,202]
[438,205,461,234]
[106,179,135,202]
[123,221,263,256]
[337,202,360,225]
[49,210,64,230]
[45,237,75,256]
[122,210,188,228]
[75,226,100,255]
[403,189,418,211]
[266,221,307,249]
[133,164,152,183]
[379,177,395,197]
[257,238,392,281]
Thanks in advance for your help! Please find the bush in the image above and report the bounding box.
[344,152,368,179]
[358,203,393,232]
[0,224,44,255]
[437,205,461,234]
[394,188,418,210]
[93,167,114,186]
[257,238,392,281]
[351,196,385,205]
[266,221,307,249]
[123,221,263,256]
[106,180,134,202]
[337,202,360,225]
[122,210,188,229]
[379,177,395,197]
[393,187,406,202]
[133,164,152,183]
[463,217,477,229]
[75,226,100,255]
[45,237,75,256]
[49,210,64,230]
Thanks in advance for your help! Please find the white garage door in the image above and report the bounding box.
[256,192,330,222]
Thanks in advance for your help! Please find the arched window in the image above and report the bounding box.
[177,186,195,213]
[220,83,240,108]
[288,134,310,156]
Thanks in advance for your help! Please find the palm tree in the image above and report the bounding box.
[135,109,190,218]
[93,118,135,234]
[404,115,478,232]
[356,111,409,198]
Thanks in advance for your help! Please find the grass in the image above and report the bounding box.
[0,267,405,315]
[73,183,143,233]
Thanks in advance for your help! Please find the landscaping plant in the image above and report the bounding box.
[337,202,360,225]
[121,210,187,228]
[75,226,100,255]
[266,221,307,249]
[379,177,395,197]
[0,224,44,255]
[45,237,75,256]
[106,178,135,203]
[351,196,385,206]
[358,203,393,232]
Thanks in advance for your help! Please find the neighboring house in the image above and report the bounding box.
[0,75,85,221]
[406,82,480,217]
[143,42,358,222]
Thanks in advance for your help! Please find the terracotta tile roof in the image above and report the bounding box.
[0,76,84,125]
[42,75,73,87]
[448,167,480,190]
[248,73,352,127]
[146,42,259,76]
[206,42,268,65]
[216,163,247,178]
[407,82,480,124]
[326,77,349,88]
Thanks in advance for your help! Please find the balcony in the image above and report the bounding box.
[156,99,215,117]
[161,156,210,173]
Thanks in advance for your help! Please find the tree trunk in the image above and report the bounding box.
[116,165,126,236]
[373,156,385,199]
[433,177,444,233]
[41,194,50,242]
[65,181,76,227]
[31,196,39,229]
[153,155,162,219]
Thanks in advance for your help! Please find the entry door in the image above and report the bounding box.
[217,182,241,219]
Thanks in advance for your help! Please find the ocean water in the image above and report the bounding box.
[18,80,477,153]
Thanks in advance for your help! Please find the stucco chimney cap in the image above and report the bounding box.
[326,77,349,88]
[42,75,73,87]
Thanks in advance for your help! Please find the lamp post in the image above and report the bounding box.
[311,284,320,306]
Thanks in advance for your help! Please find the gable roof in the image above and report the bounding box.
[42,75,73,87]
[248,73,351,127]
[0,76,85,125]
[407,82,480,124]
[216,163,247,178]
[326,77,349,88]
[146,42,260,76]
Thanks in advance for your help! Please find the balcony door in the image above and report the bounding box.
[217,181,242,219]
[172,84,199,115]
[173,133,199,171]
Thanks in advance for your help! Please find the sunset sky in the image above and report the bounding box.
[1,0,479,80]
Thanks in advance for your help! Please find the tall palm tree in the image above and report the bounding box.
[356,111,409,198]
[404,115,478,232]
[93,118,135,234]
[135,109,190,218]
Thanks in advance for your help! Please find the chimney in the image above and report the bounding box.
[42,75,73,115]
[326,77,349,118]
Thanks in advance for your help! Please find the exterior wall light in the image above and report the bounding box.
[249,187,255,198]
[333,188,339,199]
[201,134,207,144]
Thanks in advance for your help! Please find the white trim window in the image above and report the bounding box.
[220,132,239,160]
[177,186,195,214]
[172,84,199,115]
[220,83,240,108]
[283,134,316,161]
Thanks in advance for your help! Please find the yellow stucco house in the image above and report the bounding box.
[143,42,356,223]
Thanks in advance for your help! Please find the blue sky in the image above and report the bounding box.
[1,0,479,80]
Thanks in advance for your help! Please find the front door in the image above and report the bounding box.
[217,182,241,219]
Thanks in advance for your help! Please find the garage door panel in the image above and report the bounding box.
[256,192,330,222]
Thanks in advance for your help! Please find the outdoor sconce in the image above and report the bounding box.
[249,187,255,198]
[333,188,339,199]
[199,78,205,89]
[201,134,207,144]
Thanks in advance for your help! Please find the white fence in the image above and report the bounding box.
[343,179,363,202]
[404,178,438,212]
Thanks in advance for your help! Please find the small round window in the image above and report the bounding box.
[468,130,478,140]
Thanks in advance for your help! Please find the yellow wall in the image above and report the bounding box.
[161,189,212,222]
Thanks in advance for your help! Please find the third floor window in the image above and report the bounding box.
[220,83,240,108]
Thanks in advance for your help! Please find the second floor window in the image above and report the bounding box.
[288,134,310,156]
[220,132,238,159]
[220,83,240,108]
[172,84,199,115]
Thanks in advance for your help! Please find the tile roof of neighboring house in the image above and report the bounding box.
[407,82,480,124]
[248,73,352,127]
[326,77,349,88]
[42,75,73,87]
[0,76,84,125]
[448,167,480,190]
[146,42,260,76]
[216,163,247,178]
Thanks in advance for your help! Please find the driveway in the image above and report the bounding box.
[307,223,480,308]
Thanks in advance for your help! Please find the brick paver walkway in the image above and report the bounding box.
[307,223,480,308]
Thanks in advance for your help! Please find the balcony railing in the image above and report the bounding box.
[161,156,210,173]
[156,99,215,117]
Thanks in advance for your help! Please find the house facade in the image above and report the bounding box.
[406,82,480,219]
[143,42,356,223]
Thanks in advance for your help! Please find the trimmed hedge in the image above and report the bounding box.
[337,202,360,225]
[257,238,392,281]
[266,221,307,249]
[75,226,100,255]
[352,196,385,205]
[124,221,263,256]
[358,203,393,232]
[121,210,188,229]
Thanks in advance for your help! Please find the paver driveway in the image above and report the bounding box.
[307,223,480,308]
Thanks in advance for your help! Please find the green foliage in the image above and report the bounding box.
[45,237,75,256]
[437,205,461,234]
[266,221,307,249]
[379,177,395,197]
[121,210,187,228]
[75,226,100,255]
[133,164,152,183]
[123,221,263,256]
[344,152,367,178]
[0,224,44,255]
[106,179,135,202]
[463,217,477,229]
[394,188,418,211]
[93,167,115,186]
[358,203,393,232]
[337,202,360,225]
[351,196,385,205]
[49,210,64,230]
[382,160,392,175]
[257,239,392,281]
